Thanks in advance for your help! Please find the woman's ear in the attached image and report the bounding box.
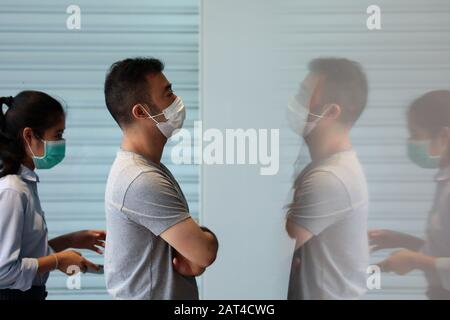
[442,127,450,139]
[439,127,450,164]
[439,127,450,148]
[22,127,33,146]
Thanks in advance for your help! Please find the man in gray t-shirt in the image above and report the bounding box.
[286,151,369,299]
[286,58,369,299]
[105,150,199,299]
[103,58,218,300]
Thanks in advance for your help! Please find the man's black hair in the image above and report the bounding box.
[104,57,164,128]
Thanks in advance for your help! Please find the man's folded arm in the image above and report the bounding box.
[285,170,353,248]
[285,218,314,249]
[161,218,218,268]
[122,171,218,268]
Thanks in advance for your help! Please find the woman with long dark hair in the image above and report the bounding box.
[0,91,105,300]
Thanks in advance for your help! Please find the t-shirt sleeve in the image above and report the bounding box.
[121,171,190,236]
[286,170,353,235]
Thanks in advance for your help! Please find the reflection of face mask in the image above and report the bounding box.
[27,139,66,169]
[287,96,327,138]
[143,96,186,138]
[407,140,440,169]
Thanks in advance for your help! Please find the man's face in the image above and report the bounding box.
[299,72,344,140]
[300,72,325,121]
[130,72,179,139]
[146,72,177,122]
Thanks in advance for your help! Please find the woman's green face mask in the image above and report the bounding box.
[27,139,66,169]
[407,140,440,169]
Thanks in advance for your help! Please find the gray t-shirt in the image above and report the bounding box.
[104,150,198,300]
[286,150,369,300]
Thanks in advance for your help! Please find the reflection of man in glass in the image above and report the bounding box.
[285,58,369,299]
[370,90,450,300]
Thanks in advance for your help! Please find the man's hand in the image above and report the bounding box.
[173,251,206,276]
[68,230,106,254]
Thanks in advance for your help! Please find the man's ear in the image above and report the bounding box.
[131,104,149,120]
[326,103,342,120]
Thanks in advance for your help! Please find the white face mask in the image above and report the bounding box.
[142,96,186,138]
[287,96,327,138]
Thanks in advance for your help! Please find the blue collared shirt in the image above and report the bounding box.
[423,166,450,293]
[0,165,52,291]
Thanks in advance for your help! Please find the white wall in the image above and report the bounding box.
[200,0,294,299]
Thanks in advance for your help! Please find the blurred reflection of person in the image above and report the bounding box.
[370,90,450,300]
[285,58,369,299]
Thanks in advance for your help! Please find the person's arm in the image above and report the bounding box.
[37,250,100,275]
[380,252,450,291]
[0,188,100,288]
[36,255,58,274]
[377,249,436,275]
[369,229,425,252]
[161,219,218,268]
[121,171,218,273]
[170,226,218,276]
[0,189,39,291]
[49,230,106,253]
[48,234,73,252]
[285,170,353,248]
[285,218,313,250]
[172,251,206,277]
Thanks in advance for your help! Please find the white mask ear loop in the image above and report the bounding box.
[309,112,325,119]
[26,140,36,157]
[26,137,46,159]
[310,104,333,119]
[140,104,163,124]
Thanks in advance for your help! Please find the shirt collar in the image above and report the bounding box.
[19,165,40,183]
[435,166,450,182]
[118,148,161,168]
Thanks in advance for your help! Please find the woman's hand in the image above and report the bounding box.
[369,229,401,252]
[376,250,437,275]
[376,249,418,275]
[55,250,100,275]
[68,230,106,254]
[377,249,436,275]
[368,229,424,252]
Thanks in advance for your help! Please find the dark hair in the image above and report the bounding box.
[408,90,450,137]
[104,57,165,128]
[308,58,368,126]
[0,91,65,178]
